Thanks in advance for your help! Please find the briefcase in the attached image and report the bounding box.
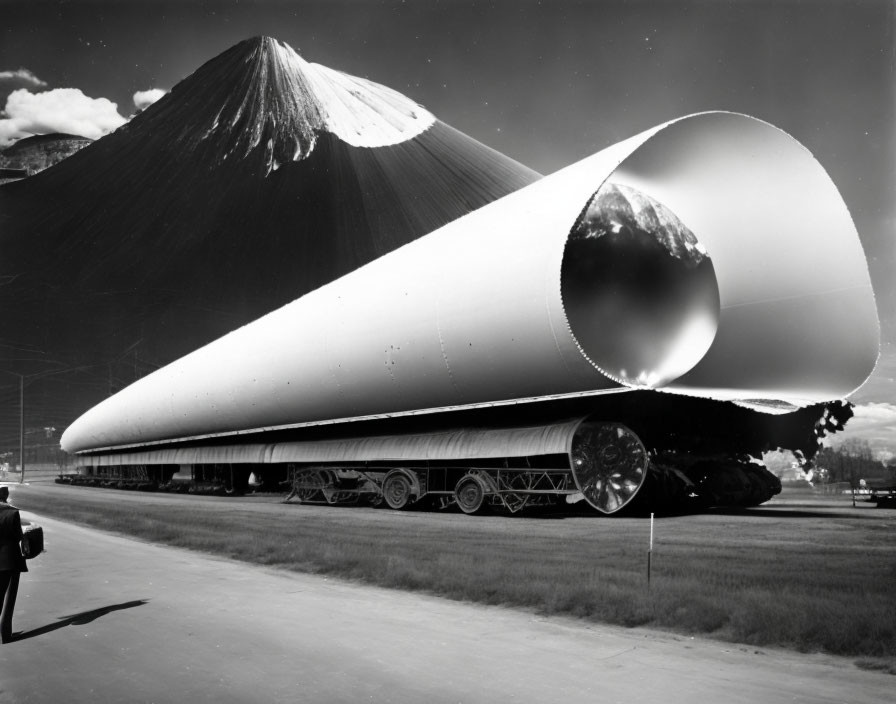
[21,525,43,559]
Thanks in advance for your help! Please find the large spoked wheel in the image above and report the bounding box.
[455,474,487,515]
[291,468,330,503]
[570,421,648,514]
[382,470,414,510]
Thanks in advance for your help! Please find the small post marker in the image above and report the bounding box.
[647,512,654,588]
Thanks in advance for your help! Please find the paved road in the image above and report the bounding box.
[0,509,890,703]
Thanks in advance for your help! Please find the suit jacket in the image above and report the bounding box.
[0,503,27,572]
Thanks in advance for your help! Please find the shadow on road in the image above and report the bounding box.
[13,599,149,642]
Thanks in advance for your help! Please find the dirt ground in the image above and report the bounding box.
[0,484,891,703]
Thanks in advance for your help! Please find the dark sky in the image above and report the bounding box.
[2,0,894,366]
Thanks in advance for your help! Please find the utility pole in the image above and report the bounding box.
[19,374,24,484]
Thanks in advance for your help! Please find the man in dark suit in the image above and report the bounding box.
[0,486,27,643]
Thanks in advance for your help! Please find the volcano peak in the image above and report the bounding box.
[140,35,435,173]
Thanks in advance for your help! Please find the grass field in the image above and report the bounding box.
[11,482,896,670]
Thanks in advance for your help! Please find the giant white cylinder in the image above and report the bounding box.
[62,112,879,453]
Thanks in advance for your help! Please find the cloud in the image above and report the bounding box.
[0,87,126,146]
[825,402,896,462]
[0,68,47,88]
[133,88,166,111]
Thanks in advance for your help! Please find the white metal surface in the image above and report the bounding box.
[62,112,879,453]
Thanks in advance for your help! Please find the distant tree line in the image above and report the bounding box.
[812,440,895,487]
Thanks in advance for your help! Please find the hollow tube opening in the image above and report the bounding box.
[561,182,720,388]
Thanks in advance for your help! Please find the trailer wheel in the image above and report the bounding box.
[382,470,414,510]
[455,474,487,515]
[570,421,648,514]
[291,468,329,503]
